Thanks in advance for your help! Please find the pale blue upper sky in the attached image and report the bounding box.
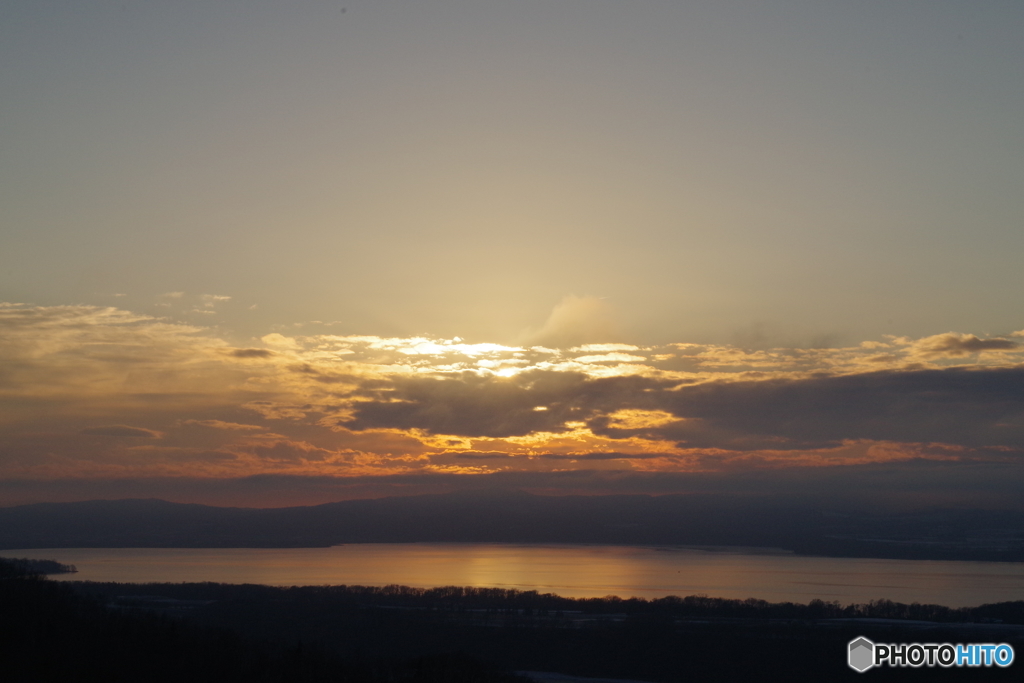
[3,0,1022,347]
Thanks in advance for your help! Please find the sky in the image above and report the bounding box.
[1,1,1023,508]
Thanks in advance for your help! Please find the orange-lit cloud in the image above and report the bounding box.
[2,302,1024,505]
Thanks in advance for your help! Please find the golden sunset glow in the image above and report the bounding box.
[1,300,1022,505]
[2,1,1023,510]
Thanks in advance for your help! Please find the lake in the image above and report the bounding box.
[7,543,1024,608]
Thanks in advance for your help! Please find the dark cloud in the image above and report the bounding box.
[81,425,162,438]
[248,440,335,463]
[341,366,1024,451]
[452,452,517,460]
[657,366,1024,450]
[916,334,1017,357]
[344,371,663,438]
[288,363,356,384]
[539,452,665,461]
[231,348,275,358]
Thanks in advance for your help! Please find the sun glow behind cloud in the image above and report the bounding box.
[2,301,1024,507]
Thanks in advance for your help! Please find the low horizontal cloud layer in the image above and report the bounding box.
[912,333,1018,357]
[81,426,163,438]
[2,302,1024,506]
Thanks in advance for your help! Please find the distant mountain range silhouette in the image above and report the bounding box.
[2,491,1023,561]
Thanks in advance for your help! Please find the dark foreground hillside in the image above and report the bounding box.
[0,560,522,683]
[82,582,1024,682]
[3,558,1023,681]
[13,570,1020,682]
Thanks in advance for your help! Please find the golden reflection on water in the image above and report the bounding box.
[16,543,1024,608]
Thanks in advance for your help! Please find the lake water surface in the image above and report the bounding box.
[9,543,1024,608]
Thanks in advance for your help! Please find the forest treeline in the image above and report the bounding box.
[76,580,1024,625]
[0,556,77,575]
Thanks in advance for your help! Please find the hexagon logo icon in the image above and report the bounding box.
[848,636,875,672]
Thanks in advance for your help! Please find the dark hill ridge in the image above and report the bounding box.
[2,491,1024,561]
